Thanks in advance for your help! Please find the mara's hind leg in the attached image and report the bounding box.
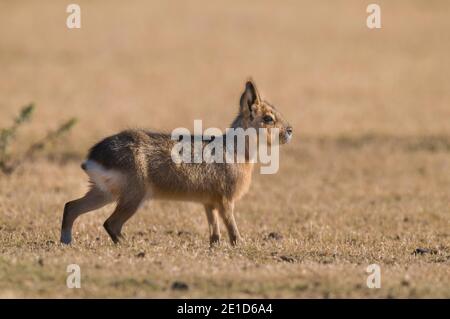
[204,204,221,246]
[103,191,145,244]
[218,201,242,246]
[61,187,111,244]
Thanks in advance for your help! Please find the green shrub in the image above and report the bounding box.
[0,103,77,174]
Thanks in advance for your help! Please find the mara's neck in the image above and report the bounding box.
[224,114,257,165]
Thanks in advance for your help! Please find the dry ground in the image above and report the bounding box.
[0,0,449,298]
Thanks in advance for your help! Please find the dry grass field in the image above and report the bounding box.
[0,0,449,298]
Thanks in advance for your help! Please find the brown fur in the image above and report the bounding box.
[60,79,292,246]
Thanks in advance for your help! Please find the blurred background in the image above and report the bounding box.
[1,0,449,149]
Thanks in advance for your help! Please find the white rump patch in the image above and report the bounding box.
[83,160,124,195]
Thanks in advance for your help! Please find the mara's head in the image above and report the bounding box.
[237,79,293,145]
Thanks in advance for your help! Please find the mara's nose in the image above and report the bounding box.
[286,127,293,136]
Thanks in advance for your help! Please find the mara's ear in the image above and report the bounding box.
[239,79,261,116]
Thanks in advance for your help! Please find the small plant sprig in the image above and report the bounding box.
[0,103,77,174]
[0,103,34,162]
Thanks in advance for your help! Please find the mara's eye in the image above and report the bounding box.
[263,115,274,124]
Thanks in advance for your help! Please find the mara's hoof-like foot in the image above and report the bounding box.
[103,221,123,244]
[230,235,243,246]
[209,234,221,247]
[60,230,72,245]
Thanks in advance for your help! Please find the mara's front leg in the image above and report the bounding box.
[218,200,242,246]
[204,204,221,246]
